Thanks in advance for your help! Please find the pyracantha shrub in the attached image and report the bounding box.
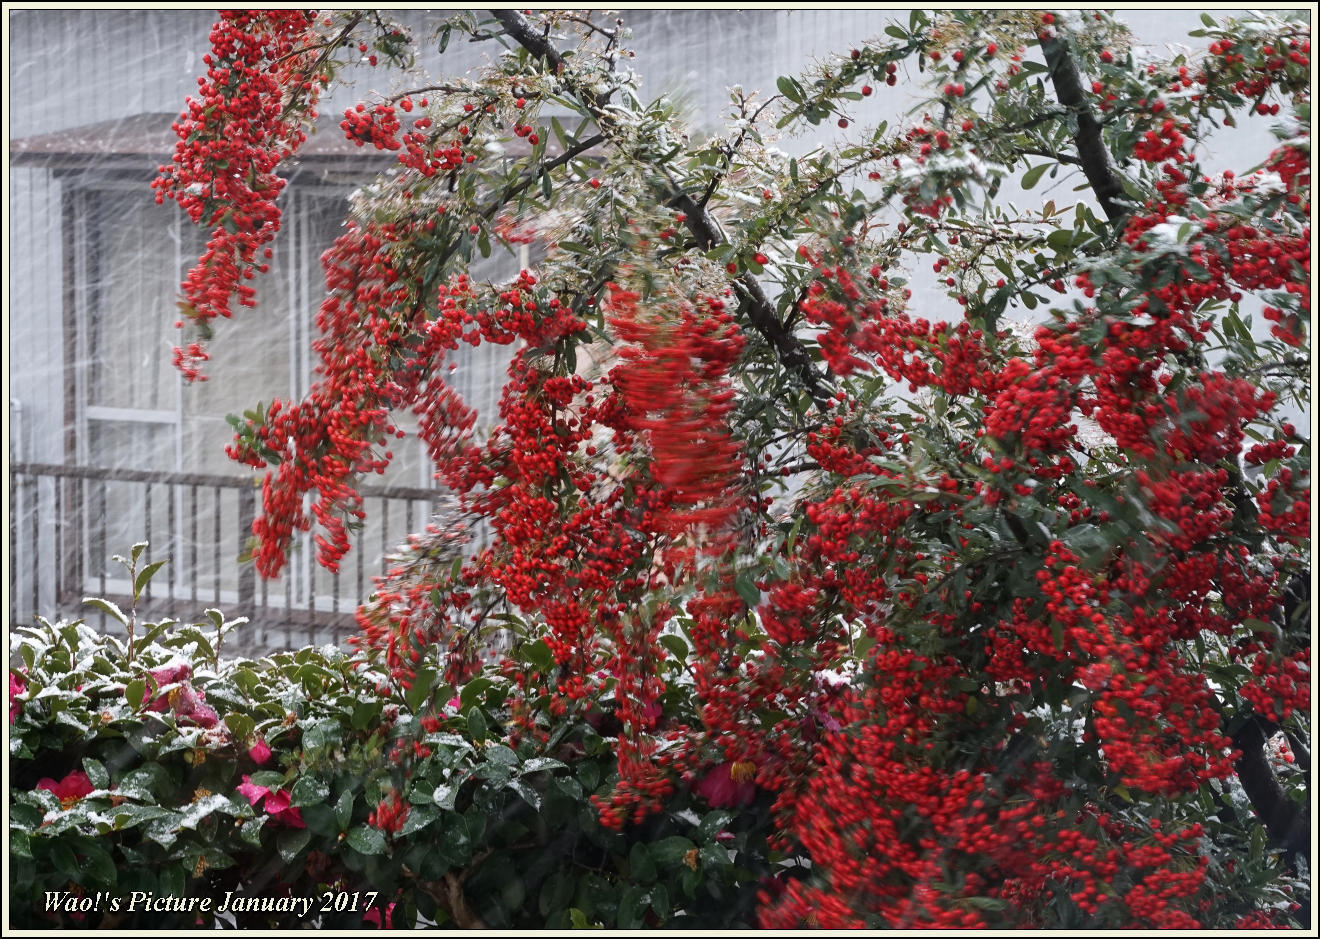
[150,8,1309,928]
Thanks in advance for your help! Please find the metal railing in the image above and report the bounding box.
[9,462,440,654]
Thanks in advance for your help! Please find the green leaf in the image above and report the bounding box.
[249,770,285,790]
[507,778,542,811]
[698,809,734,842]
[649,884,670,921]
[302,719,341,750]
[335,789,356,832]
[401,804,440,836]
[346,825,387,856]
[630,843,657,884]
[776,75,802,103]
[433,780,461,811]
[521,756,566,774]
[277,826,312,864]
[351,699,383,731]
[1249,823,1265,864]
[406,668,437,713]
[577,760,601,793]
[521,639,555,672]
[734,571,761,608]
[83,597,127,626]
[231,667,261,697]
[1021,162,1049,190]
[11,829,32,859]
[80,840,117,888]
[290,775,330,808]
[10,802,43,832]
[885,24,908,39]
[540,870,574,918]
[659,634,688,661]
[240,816,266,846]
[81,757,110,790]
[466,706,488,742]
[617,885,648,929]
[459,676,495,711]
[568,908,599,929]
[649,835,696,867]
[224,712,255,742]
[50,840,81,879]
[133,559,169,601]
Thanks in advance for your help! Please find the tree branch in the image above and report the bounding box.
[1040,24,1311,877]
[491,8,839,414]
[1232,715,1310,866]
[670,191,837,412]
[491,11,570,80]
[1040,32,1128,226]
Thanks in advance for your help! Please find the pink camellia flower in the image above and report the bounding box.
[248,737,272,765]
[694,761,758,808]
[140,664,219,728]
[363,902,395,928]
[170,684,220,729]
[640,697,662,726]
[237,775,305,828]
[144,662,192,712]
[37,770,96,808]
[10,671,26,722]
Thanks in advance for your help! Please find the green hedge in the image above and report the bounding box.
[9,595,790,928]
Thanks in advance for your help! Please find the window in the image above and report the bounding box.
[12,111,515,645]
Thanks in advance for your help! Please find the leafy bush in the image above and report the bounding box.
[9,551,792,929]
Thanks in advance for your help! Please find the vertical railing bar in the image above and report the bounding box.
[53,475,62,609]
[356,515,365,618]
[11,473,19,623]
[213,486,221,605]
[69,472,84,612]
[190,484,199,606]
[98,479,107,601]
[144,481,153,602]
[77,475,85,615]
[31,478,40,617]
[168,478,177,601]
[332,557,340,616]
[236,485,255,618]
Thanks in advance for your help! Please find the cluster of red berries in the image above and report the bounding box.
[152,10,325,379]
